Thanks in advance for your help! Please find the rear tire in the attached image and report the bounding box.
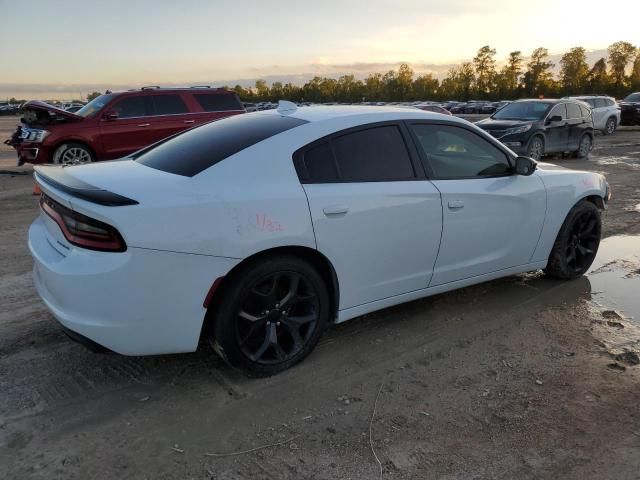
[52,142,94,165]
[603,117,616,136]
[574,134,592,159]
[211,256,330,376]
[545,201,601,279]
[526,136,544,160]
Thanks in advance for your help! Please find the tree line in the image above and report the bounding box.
[227,41,640,103]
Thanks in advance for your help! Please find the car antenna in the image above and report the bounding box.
[277,100,297,115]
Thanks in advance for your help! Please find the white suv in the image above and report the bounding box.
[568,96,620,135]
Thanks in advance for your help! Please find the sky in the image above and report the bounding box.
[0,0,638,100]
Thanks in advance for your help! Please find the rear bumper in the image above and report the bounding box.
[29,216,239,355]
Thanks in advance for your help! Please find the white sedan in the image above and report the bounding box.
[29,103,610,375]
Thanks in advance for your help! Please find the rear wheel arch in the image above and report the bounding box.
[200,246,339,341]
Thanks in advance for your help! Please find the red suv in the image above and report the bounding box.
[5,87,245,165]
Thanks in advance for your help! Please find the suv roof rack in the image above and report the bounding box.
[141,86,161,90]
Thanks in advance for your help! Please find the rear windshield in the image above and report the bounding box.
[492,101,552,121]
[135,113,308,176]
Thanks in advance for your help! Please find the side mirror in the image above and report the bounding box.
[515,156,537,176]
[547,115,562,124]
[103,111,118,121]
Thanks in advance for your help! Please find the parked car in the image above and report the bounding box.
[475,99,594,160]
[30,103,609,375]
[4,87,245,165]
[566,95,620,135]
[619,92,640,125]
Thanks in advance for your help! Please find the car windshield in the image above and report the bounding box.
[492,101,552,121]
[623,93,640,102]
[74,94,116,117]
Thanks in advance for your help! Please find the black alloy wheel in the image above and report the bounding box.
[545,201,601,279]
[212,256,329,375]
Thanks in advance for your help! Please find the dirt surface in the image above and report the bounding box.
[1,116,640,479]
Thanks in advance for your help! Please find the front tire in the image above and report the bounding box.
[545,201,601,279]
[211,256,330,376]
[527,136,544,160]
[52,142,94,165]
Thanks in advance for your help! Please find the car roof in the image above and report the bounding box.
[255,105,461,124]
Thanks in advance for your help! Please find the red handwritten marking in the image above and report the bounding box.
[255,213,284,232]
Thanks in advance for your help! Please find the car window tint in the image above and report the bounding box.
[566,103,582,119]
[330,126,415,181]
[112,96,149,118]
[549,104,567,120]
[136,113,307,176]
[304,142,339,182]
[606,98,615,107]
[410,124,511,179]
[193,93,243,112]
[152,95,188,115]
[583,98,596,107]
[593,98,605,108]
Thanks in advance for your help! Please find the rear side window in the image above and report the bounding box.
[136,113,307,177]
[333,126,415,181]
[152,95,188,115]
[295,125,416,183]
[193,93,243,112]
[567,103,582,119]
[594,98,607,108]
[583,98,596,107]
[112,96,150,118]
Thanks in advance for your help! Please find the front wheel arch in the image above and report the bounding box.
[50,140,96,164]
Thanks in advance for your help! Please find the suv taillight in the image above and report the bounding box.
[40,194,126,252]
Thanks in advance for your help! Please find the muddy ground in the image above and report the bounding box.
[1,115,639,479]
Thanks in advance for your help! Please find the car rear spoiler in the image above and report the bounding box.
[34,165,138,206]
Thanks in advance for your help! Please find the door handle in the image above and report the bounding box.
[137,123,150,127]
[183,120,195,124]
[448,200,464,210]
[323,205,349,216]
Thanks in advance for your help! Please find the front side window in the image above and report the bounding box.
[151,95,188,115]
[112,96,150,118]
[548,104,567,120]
[410,124,511,179]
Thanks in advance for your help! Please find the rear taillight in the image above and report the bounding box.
[40,194,126,252]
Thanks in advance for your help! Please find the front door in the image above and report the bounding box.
[298,123,443,310]
[99,96,153,159]
[408,122,547,286]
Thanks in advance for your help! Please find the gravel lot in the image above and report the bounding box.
[1,115,639,479]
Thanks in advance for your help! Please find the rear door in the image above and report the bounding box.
[408,122,546,286]
[544,103,569,153]
[591,98,607,129]
[147,93,193,144]
[99,95,153,158]
[566,102,588,150]
[297,123,443,310]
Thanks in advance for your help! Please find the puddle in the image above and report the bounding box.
[594,155,640,169]
[587,235,640,322]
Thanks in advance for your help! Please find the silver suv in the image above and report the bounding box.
[567,95,620,135]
